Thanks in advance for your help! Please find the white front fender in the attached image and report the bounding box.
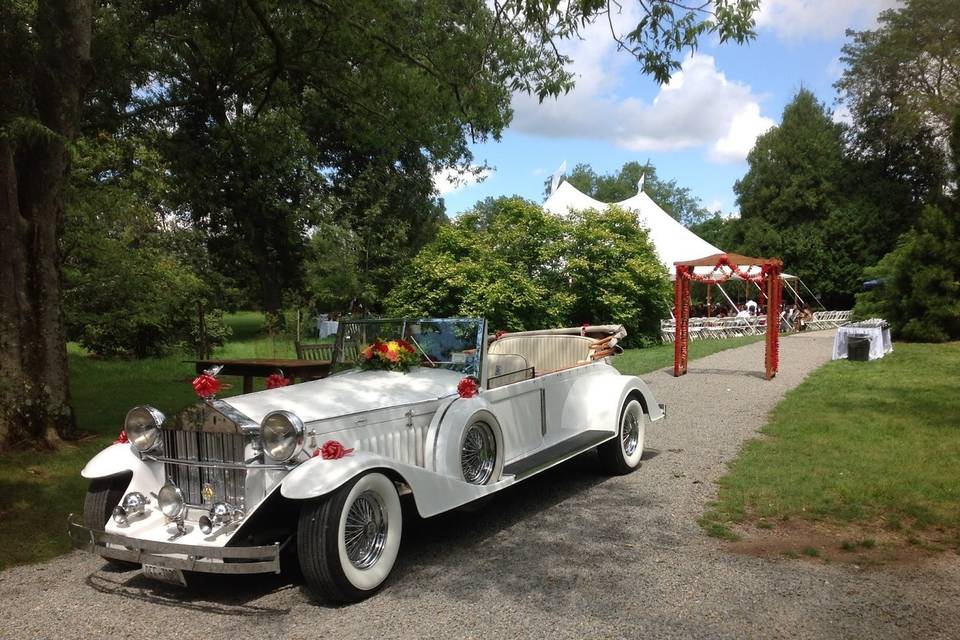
[279,450,514,518]
[80,443,164,495]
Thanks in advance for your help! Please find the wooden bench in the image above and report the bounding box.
[295,342,334,361]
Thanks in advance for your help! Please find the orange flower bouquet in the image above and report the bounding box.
[358,338,420,372]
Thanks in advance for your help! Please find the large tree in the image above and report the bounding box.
[0,0,93,448]
[731,90,914,308]
[836,0,959,201]
[0,0,758,448]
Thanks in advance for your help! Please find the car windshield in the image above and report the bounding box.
[332,318,485,376]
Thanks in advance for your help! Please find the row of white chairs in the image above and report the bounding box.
[805,310,853,332]
[660,309,853,343]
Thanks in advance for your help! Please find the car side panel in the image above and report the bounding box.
[280,451,516,518]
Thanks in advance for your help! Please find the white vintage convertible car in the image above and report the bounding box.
[70,318,665,603]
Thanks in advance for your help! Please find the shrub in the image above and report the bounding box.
[855,204,960,342]
[386,197,671,342]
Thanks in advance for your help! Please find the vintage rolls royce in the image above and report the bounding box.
[70,318,665,603]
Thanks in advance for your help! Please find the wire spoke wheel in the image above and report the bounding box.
[621,405,641,457]
[343,490,388,570]
[461,421,497,484]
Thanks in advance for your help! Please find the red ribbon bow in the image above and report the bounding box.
[192,372,221,399]
[266,372,291,389]
[314,440,354,460]
[457,376,479,398]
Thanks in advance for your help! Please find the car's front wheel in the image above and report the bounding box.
[83,474,139,569]
[297,471,403,603]
[598,396,646,475]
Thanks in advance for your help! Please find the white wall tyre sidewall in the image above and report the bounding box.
[620,399,645,468]
[336,473,402,592]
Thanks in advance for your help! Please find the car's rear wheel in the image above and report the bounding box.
[598,397,645,475]
[297,472,402,603]
[83,474,139,569]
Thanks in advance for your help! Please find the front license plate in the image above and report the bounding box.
[143,563,187,587]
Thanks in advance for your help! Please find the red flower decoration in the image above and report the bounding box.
[192,373,221,399]
[314,440,354,460]
[114,430,129,444]
[265,372,291,389]
[457,376,479,398]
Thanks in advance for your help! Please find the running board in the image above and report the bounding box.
[503,430,613,481]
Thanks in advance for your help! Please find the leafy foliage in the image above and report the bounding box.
[62,137,231,358]
[854,204,960,342]
[837,0,959,199]
[728,90,916,309]
[386,198,670,344]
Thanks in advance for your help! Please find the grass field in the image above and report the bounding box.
[701,342,960,553]
[0,317,761,571]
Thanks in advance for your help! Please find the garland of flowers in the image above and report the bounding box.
[358,338,420,372]
[677,256,777,284]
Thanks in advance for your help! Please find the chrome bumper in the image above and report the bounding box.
[68,515,282,574]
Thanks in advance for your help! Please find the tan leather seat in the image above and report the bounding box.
[488,334,596,375]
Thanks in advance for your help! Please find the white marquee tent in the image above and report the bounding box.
[543,180,724,273]
[542,179,821,314]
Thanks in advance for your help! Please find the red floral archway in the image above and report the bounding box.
[673,253,783,380]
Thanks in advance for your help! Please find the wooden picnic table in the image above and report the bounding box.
[191,358,332,394]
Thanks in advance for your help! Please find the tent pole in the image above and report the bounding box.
[783,278,804,306]
[799,279,827,310]
[716,283,737,311]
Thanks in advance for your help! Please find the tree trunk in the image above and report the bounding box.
[0,0,93,450]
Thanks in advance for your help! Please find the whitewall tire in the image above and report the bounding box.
[297,471,403,603]
[598,397,646,475]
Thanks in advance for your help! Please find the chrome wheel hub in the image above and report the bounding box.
[622,407,640,456]
[344,491,387,569]
[461,422,496,484]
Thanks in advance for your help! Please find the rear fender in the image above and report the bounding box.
[561,372,664,433]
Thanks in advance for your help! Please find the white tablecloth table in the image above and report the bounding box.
[832,323,893,360]
[317,320,339,339]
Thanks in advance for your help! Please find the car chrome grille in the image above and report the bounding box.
[161,430,247,508]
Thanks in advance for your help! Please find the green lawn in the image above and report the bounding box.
[0,312,295,570]
[701,342,960,548]
[0,320,761,571]
[614,335,763,376]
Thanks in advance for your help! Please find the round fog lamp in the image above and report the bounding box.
[124,406,165,453]
[158,484,185,520]
[260,411,305,462]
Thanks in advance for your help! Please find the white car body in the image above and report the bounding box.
[71,318,664,600]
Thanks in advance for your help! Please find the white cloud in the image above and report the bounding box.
[432,166,492,196]
[755,0,900,40]
[511,52,773,163]
[710,103,775,163]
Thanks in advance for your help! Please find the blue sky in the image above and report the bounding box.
[437,0,899,218]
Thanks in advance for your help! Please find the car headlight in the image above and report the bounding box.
[260,410,305,462]
[124,405,165,452]
[158,484,185,520]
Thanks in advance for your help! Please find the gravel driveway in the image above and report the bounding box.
[2,331,958,639]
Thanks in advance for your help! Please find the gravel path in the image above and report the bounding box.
[2,331,958,639]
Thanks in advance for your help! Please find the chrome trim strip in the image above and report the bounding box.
[144,456,293,471]
[68,515,282,574]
